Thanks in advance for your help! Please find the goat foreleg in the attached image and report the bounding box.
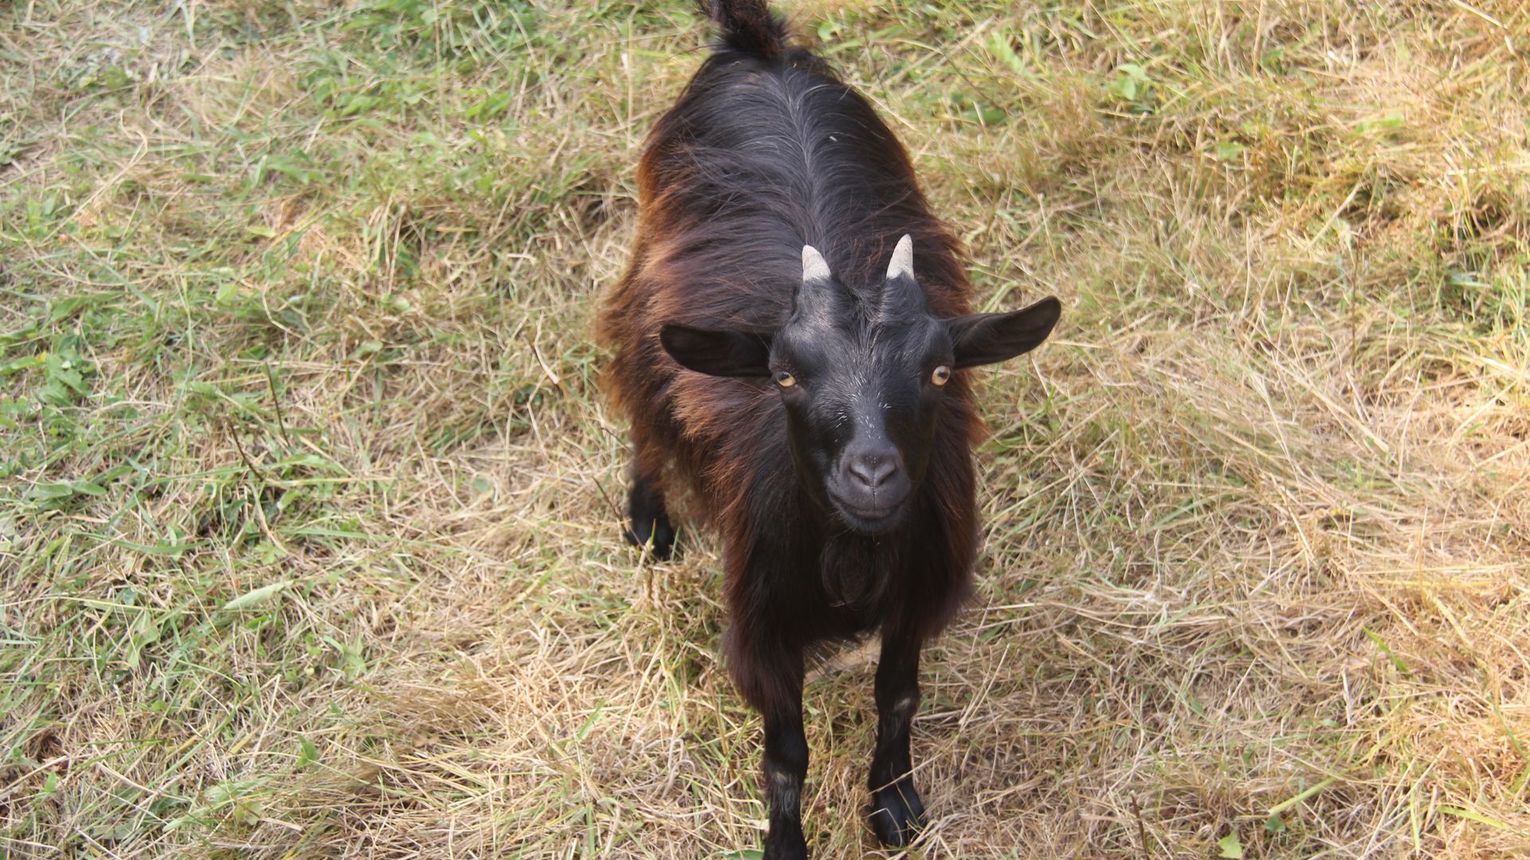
[867,629,926,846]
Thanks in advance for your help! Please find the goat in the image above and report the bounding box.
[595,2,1060,856]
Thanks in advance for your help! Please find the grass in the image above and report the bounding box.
[2,0,1528,856]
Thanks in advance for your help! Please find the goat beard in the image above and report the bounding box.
[819,531,900,621]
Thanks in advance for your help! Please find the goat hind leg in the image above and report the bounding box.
[624,467,676,560]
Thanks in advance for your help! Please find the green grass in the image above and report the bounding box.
[3,0,1529,856]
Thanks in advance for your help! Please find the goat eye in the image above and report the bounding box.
[774,371,796,388]
[931,365,951,386]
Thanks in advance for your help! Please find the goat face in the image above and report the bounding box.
[661,236,1060,535]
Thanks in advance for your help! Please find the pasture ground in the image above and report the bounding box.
[3,0,1529,856]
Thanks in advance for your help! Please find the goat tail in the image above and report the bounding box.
[698,0,787,59]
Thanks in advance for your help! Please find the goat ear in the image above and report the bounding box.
[659,324,773,378]
[947,296,1061,369]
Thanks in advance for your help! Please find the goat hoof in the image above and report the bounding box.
[868,782,926,847]
[762,831,808,860]
[623,520,676,561]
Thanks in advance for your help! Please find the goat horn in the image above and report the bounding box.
[802,245,831,282]
[886,234,914,281]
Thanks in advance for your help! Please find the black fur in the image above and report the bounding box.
[596,3,1061,856]
[624,473,677,560]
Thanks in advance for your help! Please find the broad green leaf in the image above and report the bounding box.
[222,580,291,611]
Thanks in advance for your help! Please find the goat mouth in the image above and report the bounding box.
[829,494,906,532]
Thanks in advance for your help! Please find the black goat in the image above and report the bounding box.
[596,2,1060,856]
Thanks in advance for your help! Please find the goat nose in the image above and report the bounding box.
[847,451,898,490]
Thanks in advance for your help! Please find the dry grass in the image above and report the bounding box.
[2,0,1529,857]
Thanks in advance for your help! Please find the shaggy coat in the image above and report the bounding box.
[596,15,981,653]
[596,2,1057,856]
